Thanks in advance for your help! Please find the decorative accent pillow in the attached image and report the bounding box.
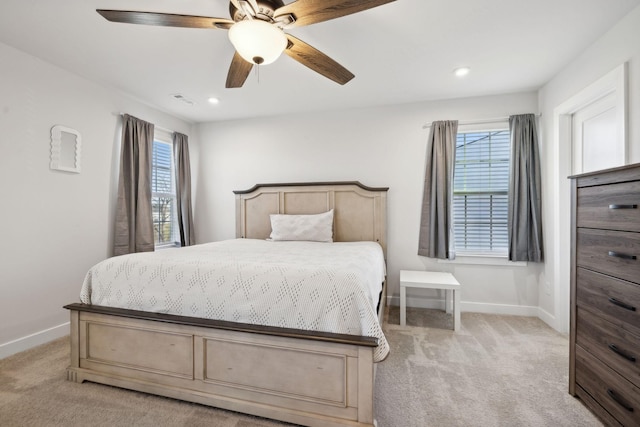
[269,210,334,242]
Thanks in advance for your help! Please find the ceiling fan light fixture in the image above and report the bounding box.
[228,19,287,65]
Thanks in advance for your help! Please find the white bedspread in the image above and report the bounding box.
[80,239,389,362]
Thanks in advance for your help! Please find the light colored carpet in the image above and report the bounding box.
[378,307,602,427]
[0,307,602,427]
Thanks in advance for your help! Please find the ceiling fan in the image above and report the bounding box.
[97,0,396,88]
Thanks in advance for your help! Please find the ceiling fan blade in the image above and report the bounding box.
[246,0,261,15]
[96,10,234,30]
[284,35,354,85]
[275,0,395,27]
[226,52,254,88]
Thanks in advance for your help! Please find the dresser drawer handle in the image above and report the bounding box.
[609,204,638,209]
[609,297,637,311]
[607,389,634,412]
[608,343,637,363]
[608,251,637,260]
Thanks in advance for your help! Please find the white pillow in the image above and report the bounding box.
[269,210,334,242]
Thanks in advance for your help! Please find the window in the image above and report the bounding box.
[453,130,510,255]
[151,138,179,248]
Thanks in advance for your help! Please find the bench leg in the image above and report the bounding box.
[445,289,452,314]
[400,285,407,326]
[453,289,461,332]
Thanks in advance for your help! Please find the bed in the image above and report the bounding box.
[65,182,389,427]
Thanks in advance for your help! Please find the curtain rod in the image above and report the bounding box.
[422,114,541,129]
[115,112,175,134]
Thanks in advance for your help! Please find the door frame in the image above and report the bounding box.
[550,63,627,333]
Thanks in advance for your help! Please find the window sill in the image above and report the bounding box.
[437,255,527,267]
[155,242,180,250]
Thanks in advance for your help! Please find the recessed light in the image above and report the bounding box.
[208,97,220,105]
[453,67,470,77]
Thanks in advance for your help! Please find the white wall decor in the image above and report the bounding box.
[50,125,81,173]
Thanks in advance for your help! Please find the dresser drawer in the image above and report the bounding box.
[577,181,640,232]
[577,307,640,388]
[577,228,640,284]
[576,268,640,336]
[576,346,640,427]
[575,384,624,427]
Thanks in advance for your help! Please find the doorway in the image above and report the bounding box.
[552,63,627,333]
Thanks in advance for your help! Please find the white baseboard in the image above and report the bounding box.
[387,295,539,317]
[536,306,566,334]
[0,322,69,360]
[460,301,540,317]
[386,295,567,334]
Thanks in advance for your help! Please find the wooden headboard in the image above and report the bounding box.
[234,182,389,255]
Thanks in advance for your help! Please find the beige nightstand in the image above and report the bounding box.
[400,270,461,331]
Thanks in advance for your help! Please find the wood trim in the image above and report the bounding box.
[233,181,389,195]
[357,347,374,424]
[569,178,577,395]
[69,310,79,369]
[64,303,378,348]
[569,162,640,187]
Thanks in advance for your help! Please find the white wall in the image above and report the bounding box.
[0,42,194,358]
[194,92,543,317]
[538,4,640,332]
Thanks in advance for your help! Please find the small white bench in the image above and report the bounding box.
[400,270,461,331]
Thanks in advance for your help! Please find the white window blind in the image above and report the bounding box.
[453,130,510,255]
[152,139,179,247]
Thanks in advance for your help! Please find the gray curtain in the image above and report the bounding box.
[418,120,458,259]
[113,114,155,256]
[508,114,543,262]
[173,132,195,246]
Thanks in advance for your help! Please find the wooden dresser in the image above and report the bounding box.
[570,163,640,426]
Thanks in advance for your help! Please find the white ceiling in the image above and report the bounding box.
[0,0,638,123]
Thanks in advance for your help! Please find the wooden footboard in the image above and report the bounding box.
[65,303,379,427]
